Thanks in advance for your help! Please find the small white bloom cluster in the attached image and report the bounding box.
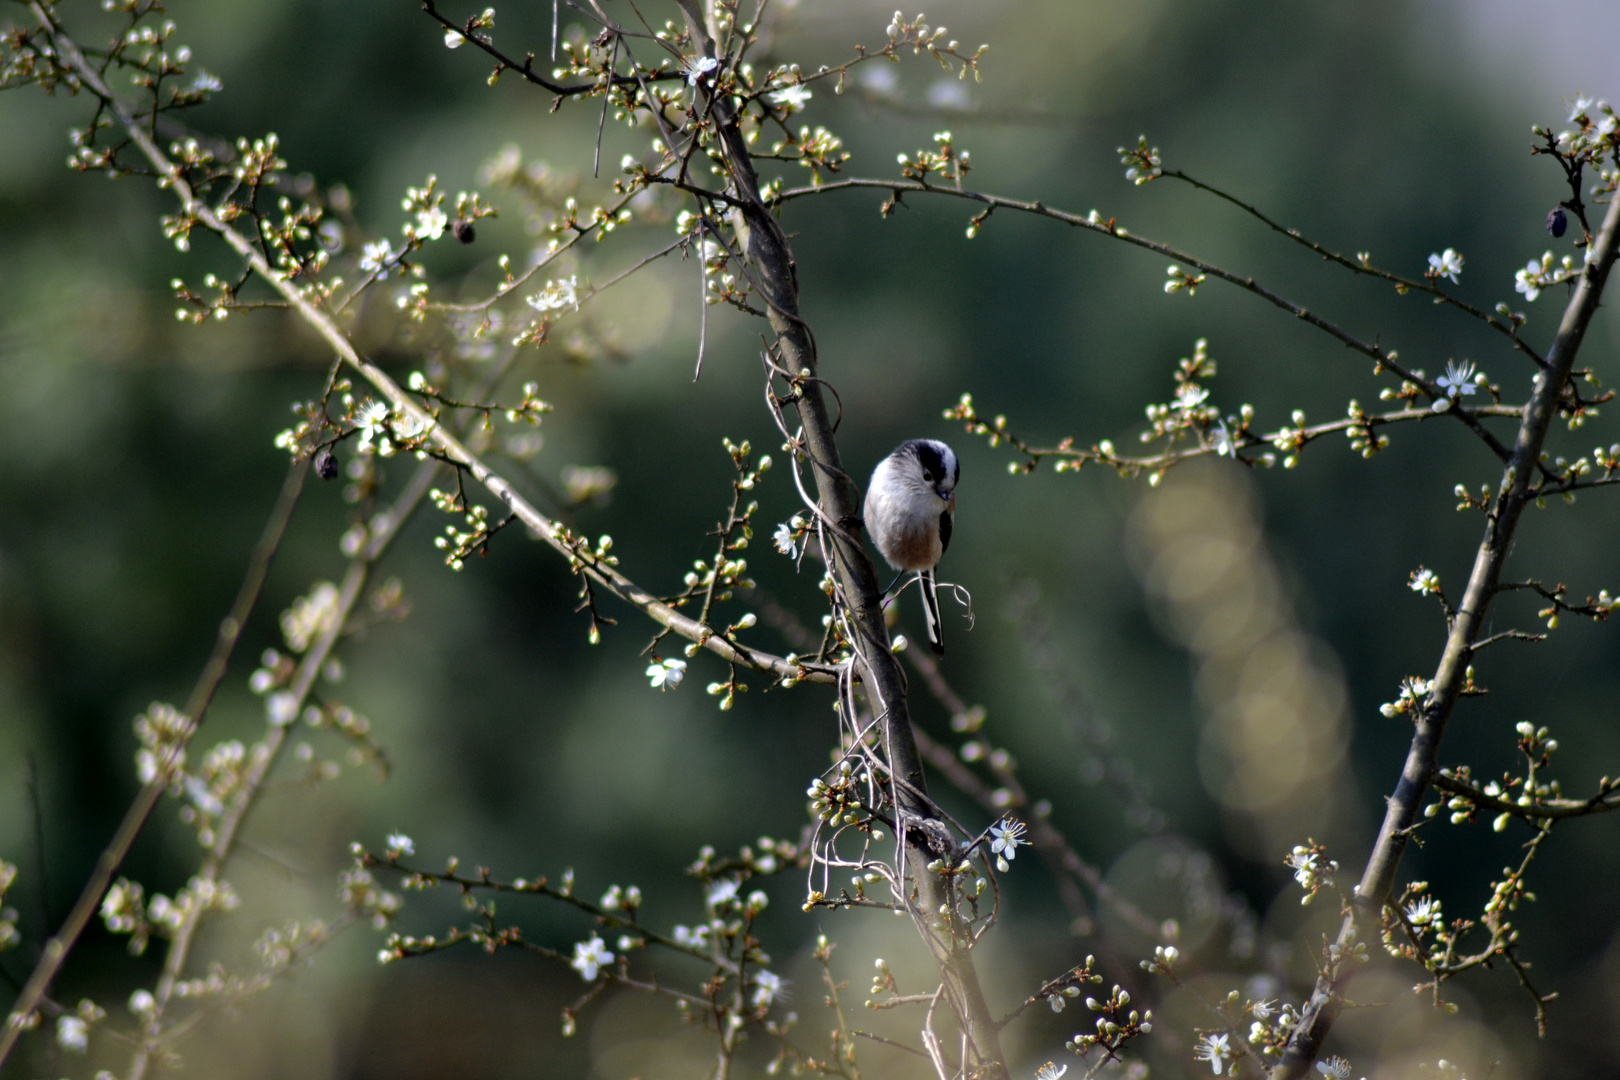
[749,969,784,1009]
[1379,675,1433,719]
[1120,135,1162,184]
[599,884,642,911]
[673,923,711,949]
[528,275,580,313]
[1515,249,1590,301]
[133,701,196,785]
[1284,842,1338,904]
[443,6,494,49]
[359,238,396,278]
[767,83,812,112]
[1139,943,1179,976]
[281,580,342,654]
[57,1015,90,1054]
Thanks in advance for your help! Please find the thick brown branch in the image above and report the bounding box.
[673,3,1008,1073]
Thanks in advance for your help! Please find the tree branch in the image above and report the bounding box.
[672,3,1008,1073]
[1268,188,1620,1079]
[773,177,1530,463]
[0,457,306,1067]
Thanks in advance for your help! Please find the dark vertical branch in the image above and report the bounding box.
[669,3,1007,1074]
[1270,191,1620,1079]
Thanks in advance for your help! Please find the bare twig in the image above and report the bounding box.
[0,457,306,1066]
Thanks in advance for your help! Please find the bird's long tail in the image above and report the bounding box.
[919,568,944,655]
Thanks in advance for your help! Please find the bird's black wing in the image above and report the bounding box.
[938,509,953,556]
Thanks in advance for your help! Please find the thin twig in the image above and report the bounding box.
[0,456,306,1066]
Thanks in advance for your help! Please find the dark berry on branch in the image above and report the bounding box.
[315,448,338,480]
[1547,208,1568,238]
[453,221,476,244]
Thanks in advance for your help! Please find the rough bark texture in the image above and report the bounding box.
[671,4,1008,1075]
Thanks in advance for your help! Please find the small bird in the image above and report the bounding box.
[863,439,959,654]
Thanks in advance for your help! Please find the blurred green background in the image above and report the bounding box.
[2,1,1619,1077]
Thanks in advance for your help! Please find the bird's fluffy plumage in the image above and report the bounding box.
[864,439,958,653]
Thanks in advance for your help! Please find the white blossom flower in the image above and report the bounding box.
[355,401,391,451]
[1174,383,1210,411]
[266,691,300,727]
[1211,419,1237,458]
[750,969,784,1008]
[570,936,613,981]
[673,924,711,948]
[773,523,799,559]
[767,84,812,112]
[684,55,719,86]
[443,28,465,48]
[1193,1032,1232,1075]
[528,275,580,313]
[184,775,225,817]
[1515,258,1544,301]
[386,833,415,856]
[416,207,448,240]
[1316,1055,1353,1079]
[1436,360,1478,397]
[1285,844,1338,902]
[189,70,222,93]
[281,581,341,652]
[707,878,740,908]
[359,239,396,278]
[1249,998,1275,1020]
[989,818,1027,866]
[1409,568,1439,595]
[1428,248,1464,283]
[1035,1064,1069,1080]
[1569,96,1594,122]
[1404,896,1440,926]
[56,1015,89,1053]
[646,658,687,690]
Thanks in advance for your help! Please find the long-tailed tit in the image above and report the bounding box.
[863,439,959,655]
